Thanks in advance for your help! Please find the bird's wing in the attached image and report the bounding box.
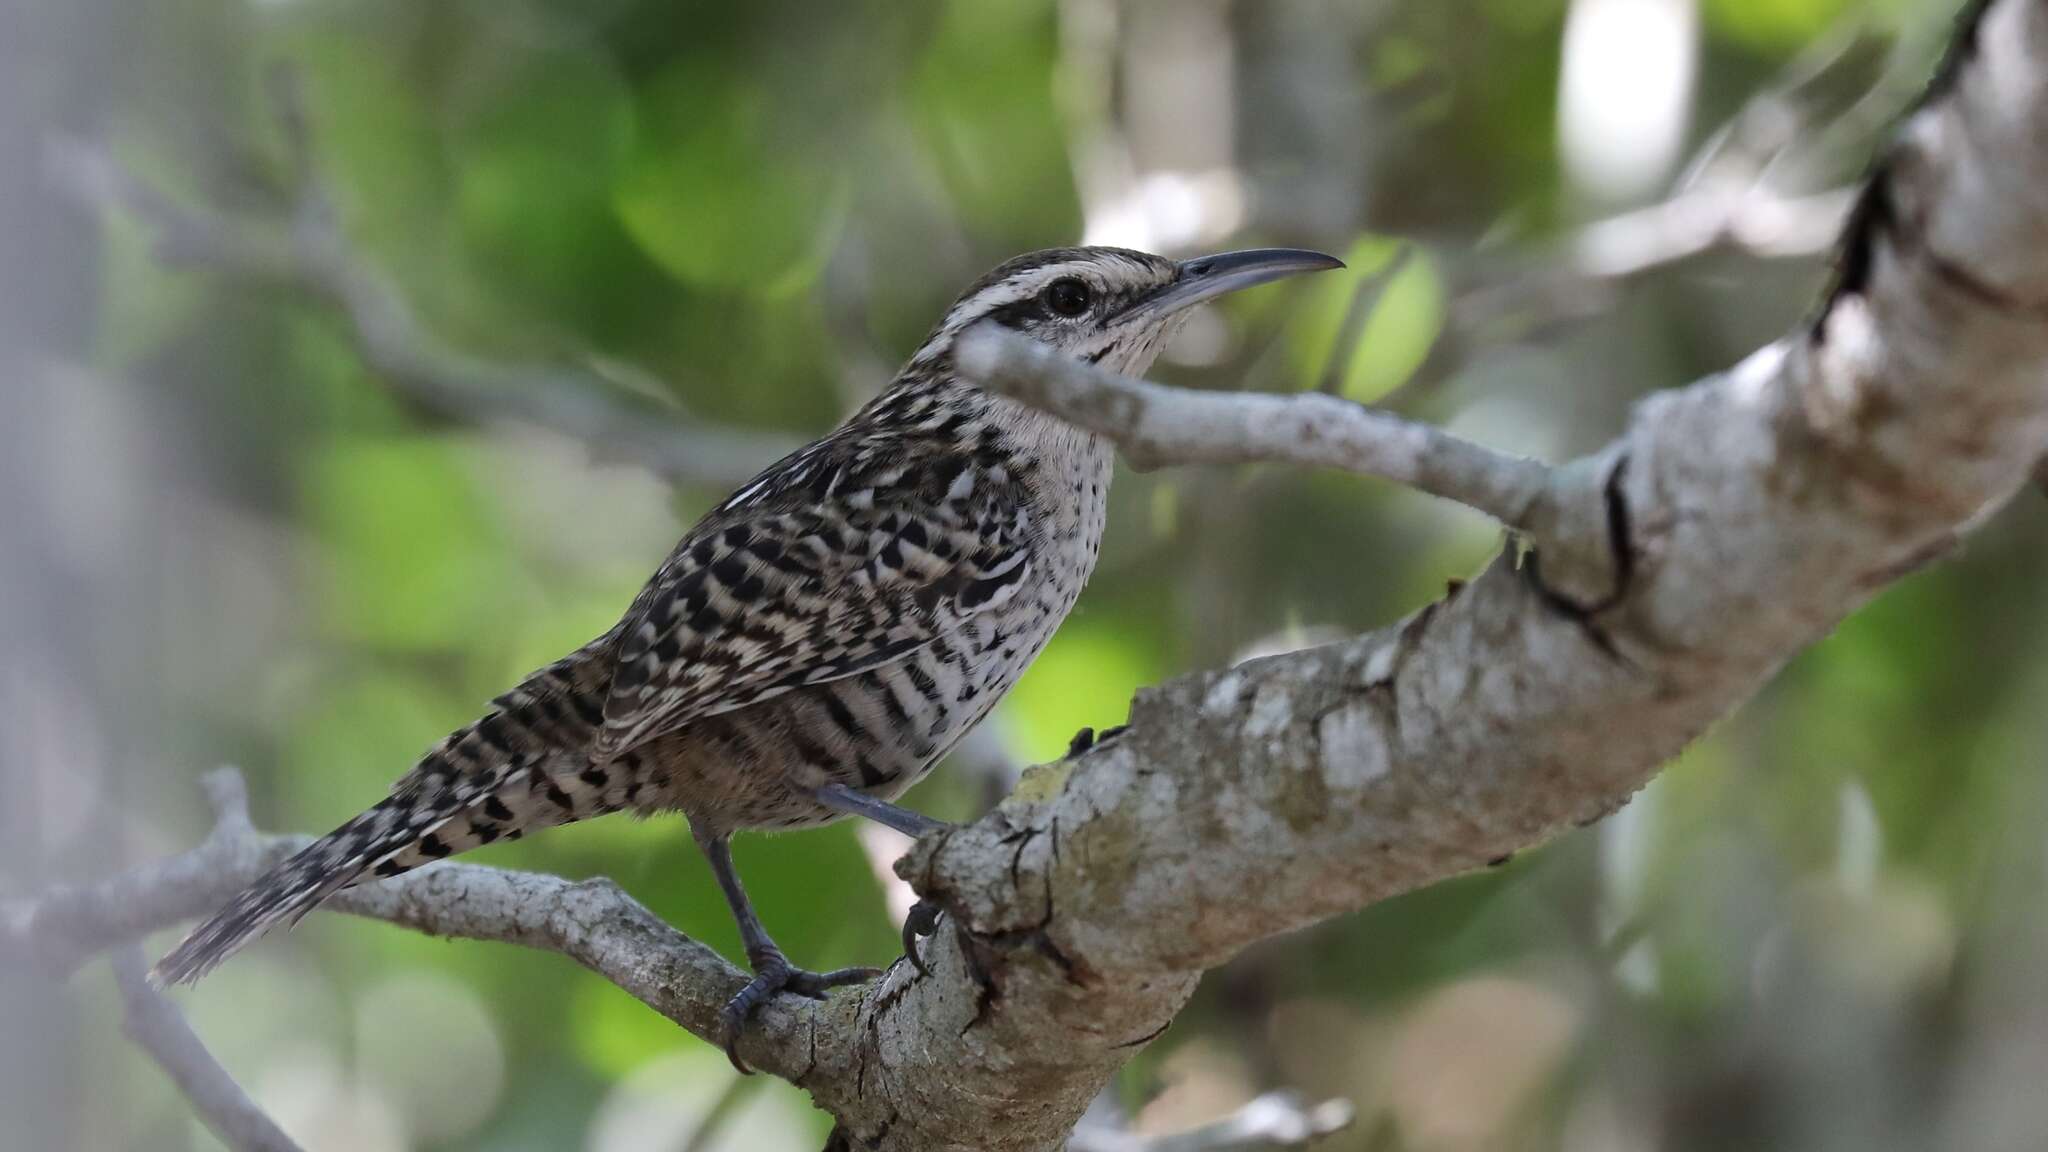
[593,444,1032,760]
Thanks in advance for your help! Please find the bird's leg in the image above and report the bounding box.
[696,825,879,1074]
[807,783,951,975]
[809,782,949,838]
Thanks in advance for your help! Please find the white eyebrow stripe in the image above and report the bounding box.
[911,255,1170,367]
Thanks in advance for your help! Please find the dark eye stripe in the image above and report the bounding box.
[987,298,1040,329]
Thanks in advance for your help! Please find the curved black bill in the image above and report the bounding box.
[1117,247,1346,322]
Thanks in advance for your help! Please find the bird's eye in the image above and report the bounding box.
[1042,278,1094,318]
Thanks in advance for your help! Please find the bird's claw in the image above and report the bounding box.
[1066,724,1127,758]
[901,898,944,976]
[720,953,881,1074]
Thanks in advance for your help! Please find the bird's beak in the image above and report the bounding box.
[1116,247,1346,323]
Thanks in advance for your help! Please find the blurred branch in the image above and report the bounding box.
[1376,14,1904,414]
[5,768,829,1081]
[68,774,307,1152]
[1477,182,1855,313]
[678,1073,765,1152]
[956,324,1554,531]
[1368,178,1857,420]
[1067,1093,1354,1152]
[41,134,801,489]
[1572,181,1858,279]
[1388,181,1857,412]
[3,769,296,977]
[112,945,306,1152]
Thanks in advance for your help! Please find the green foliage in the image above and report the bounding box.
[1007,617,1164,762]
[910,0,1078,243]
[617,62,847,295]
[1289,236,1446,402]
[449,44,642,326]
[286,31,456,295]
[304,436,512,650]
[1705,0,1860,49]
[283,669,467,819]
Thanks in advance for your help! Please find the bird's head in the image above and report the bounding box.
[912,245,1343,378]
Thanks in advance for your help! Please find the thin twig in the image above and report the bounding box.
[111,945,306,1152]
[955,326,1554,530]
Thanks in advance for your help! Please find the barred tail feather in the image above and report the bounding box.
[151,646,623,988]
[150,796,425,987]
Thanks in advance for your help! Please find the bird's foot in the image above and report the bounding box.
[901,897,944,976]
[1066,724,1128,758]
[721,952,881,1074]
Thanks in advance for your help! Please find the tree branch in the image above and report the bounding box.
[954,325,1557,531]
[1379,12,1903,415]
[1067,1093,1353,1152]
[2,767,828,1080]
[5,769,297,977]
[42,124,801,489]
[863,2,2048,1146]
[111,945,307,1152]
[76,774,304,1152]
[20,3,2048,1149]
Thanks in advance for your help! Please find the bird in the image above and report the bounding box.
[150,243,1342,1063]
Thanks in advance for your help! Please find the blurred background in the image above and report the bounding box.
[10,0,2047,1149]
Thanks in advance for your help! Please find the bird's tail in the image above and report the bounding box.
[151,642,635,987]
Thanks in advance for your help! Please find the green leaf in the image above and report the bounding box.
[571,973,702,1079]
[615,64,845,294]
[282,668,468,824]
[1290,236,1446,404]
[1703,0,1857,51]
[1005,618,1160,763]
[450,46,645,325]
[280,34,451,290]
[303,435,511,650]
[908,0,1077,242]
